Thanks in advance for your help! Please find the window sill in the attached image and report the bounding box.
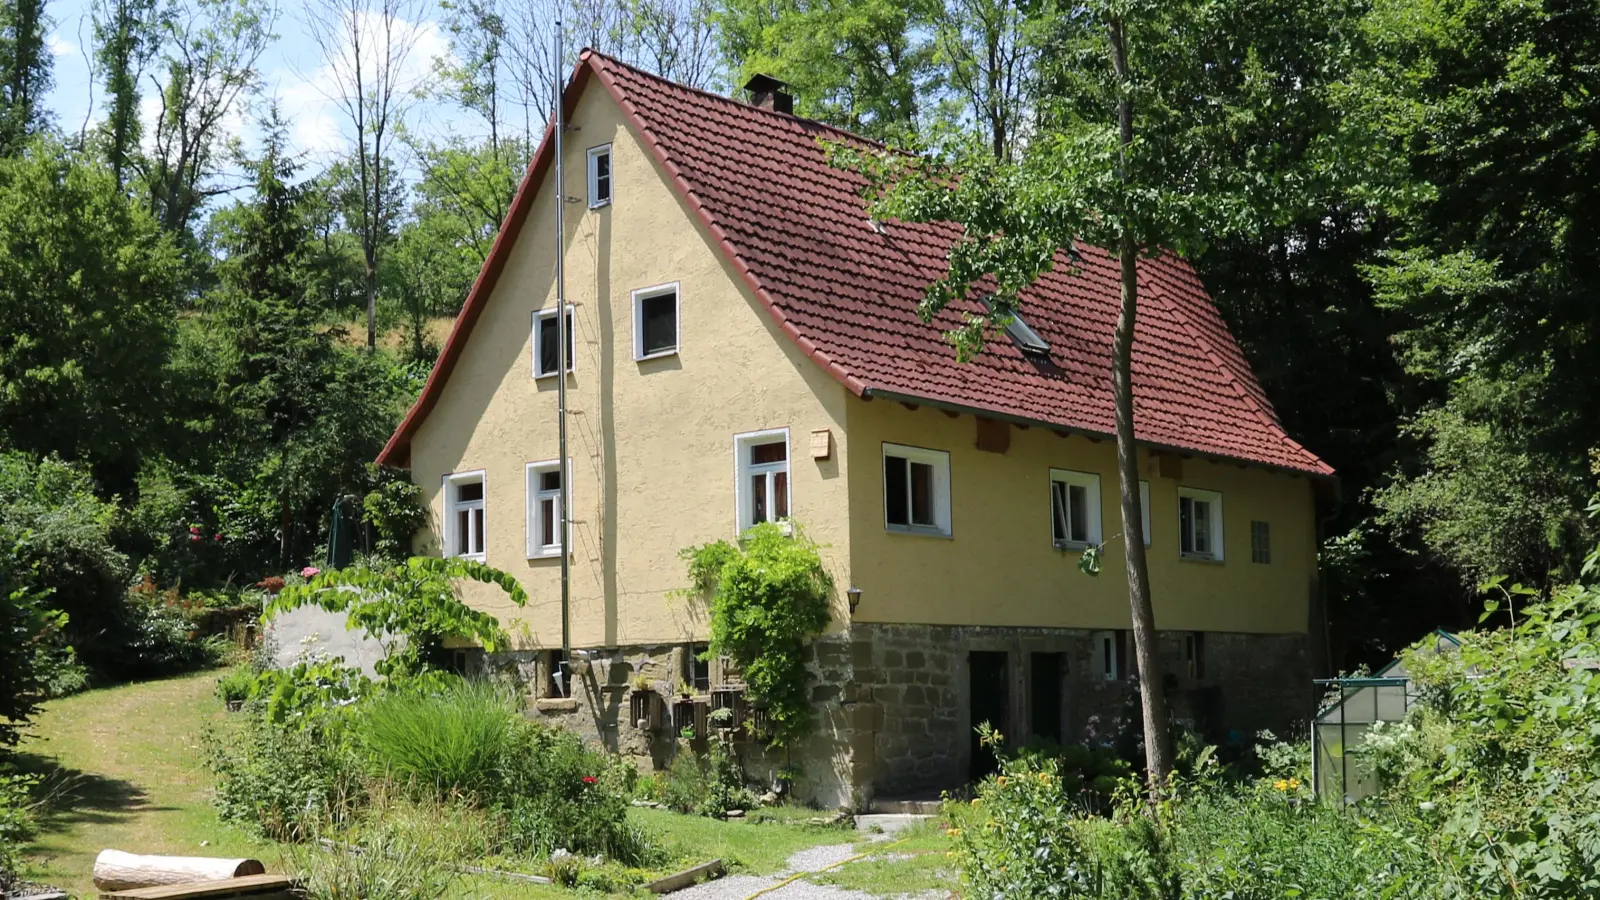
[739,520,792,537]
[588,199,611,210]
[1053,540,1092,552]
[527,548,569,560]
[1179,552,1224,564]
[448,552,487,563]
[533,370,574,380]
[635,348,678,362]
[885,524,952,539]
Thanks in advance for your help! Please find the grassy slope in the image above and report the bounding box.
[17,672,281,897]
[14,673,883,899]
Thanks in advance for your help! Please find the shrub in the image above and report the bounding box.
[946,727,1433,899]
[494,719,656,866]
[0,772,38,892]
[204,709,365,841]
[358,679,515,798]
[1357,561,1600,899]
[0,536,69,747]
[115,593,227,680]
[216,666,256,706]
[660,737,757,818]
[0,453,127,677]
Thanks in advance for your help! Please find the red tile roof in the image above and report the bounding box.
[379,51,1332,478]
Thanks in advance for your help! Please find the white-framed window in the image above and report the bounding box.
[633,283,679,360]
[1178,487,1224,561]
[443,470,486,560]
[525,459,570,558]
[735,429,790,533]
[1091,630,1123,681]
[1251,520,1271,564]
[586,144,611,208]
[883,443,951,536]
[532,305,575,379]
[1049,469,1101,549]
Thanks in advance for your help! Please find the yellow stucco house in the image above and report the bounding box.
[377,51,1336,807]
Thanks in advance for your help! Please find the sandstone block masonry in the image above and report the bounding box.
[482,625,1310,809]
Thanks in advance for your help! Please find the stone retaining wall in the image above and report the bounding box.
[482,625,1311,810]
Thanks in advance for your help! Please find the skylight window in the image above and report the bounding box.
[984,299,1050,355]
[1005,314,1050,354]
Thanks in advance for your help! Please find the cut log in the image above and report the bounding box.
[92,851,266,892]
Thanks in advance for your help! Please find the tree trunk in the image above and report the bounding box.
[93,851,265,891]
[1107,14,1174,797]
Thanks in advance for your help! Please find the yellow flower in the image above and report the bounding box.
[996,776,1008,786]
[945,851,956,859]
[1274,779,1289,792]
[1288,778,1301,790]
[946,828,961,837]
[970,798,981,806]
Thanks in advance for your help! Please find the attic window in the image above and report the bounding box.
[587,145,611,208]
[985,300,1050,354]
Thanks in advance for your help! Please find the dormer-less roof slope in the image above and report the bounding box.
[378,50,1333,478]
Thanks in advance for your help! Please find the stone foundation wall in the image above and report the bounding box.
[483,625,1310,810]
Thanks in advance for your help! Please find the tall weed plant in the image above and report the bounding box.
[292,826,456,900]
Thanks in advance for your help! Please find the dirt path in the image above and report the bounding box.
[18,672,278,896]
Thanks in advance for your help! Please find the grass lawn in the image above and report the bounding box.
[808,820,956,895]
[13,672,876,899]
[16,672,282,897]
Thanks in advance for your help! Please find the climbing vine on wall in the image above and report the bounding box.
[681,522,833,747]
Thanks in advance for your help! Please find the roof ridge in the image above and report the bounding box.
[581,48,894,153]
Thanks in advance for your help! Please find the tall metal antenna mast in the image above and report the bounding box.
[553,22,572,669]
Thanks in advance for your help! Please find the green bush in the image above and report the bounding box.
[0,772,39,893]
[0,453,127,676]
[660,737,757,818]
[946,728,1432,899]
[216,666,257,706]
[116,593,227,680]
[358,679,515,798]
[204,709,365,841]
[1357,558,1600,899]
[494,718,656,866]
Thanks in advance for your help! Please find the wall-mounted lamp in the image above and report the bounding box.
[846,586,863,617]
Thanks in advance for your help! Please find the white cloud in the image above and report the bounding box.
[46,33,75,57]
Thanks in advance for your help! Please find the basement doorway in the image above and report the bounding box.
[969,650,1009,782]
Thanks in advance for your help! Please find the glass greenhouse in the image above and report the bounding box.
[1312,630,1461,802]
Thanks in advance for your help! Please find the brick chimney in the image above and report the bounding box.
[743,74,793,115]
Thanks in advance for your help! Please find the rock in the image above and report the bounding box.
[724,809,745,819]
[631,799,655,807]
[759,791,779,805]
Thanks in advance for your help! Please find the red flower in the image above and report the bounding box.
[581,776,597,785]
[189,534,202,542]
[213,534,223,542]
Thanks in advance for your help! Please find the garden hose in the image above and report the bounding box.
[741,834,913,900]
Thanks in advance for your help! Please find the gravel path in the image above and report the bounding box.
[665,840,947,900]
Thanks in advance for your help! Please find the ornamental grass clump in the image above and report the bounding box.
[358,678,516,798]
